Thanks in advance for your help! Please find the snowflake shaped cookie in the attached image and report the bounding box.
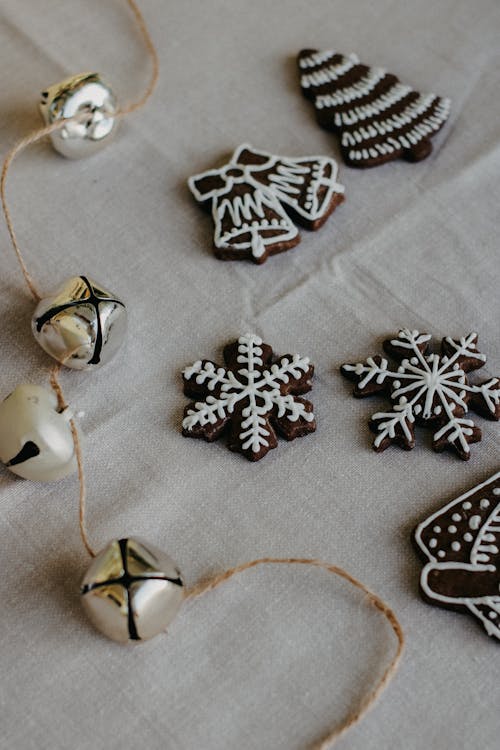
[182,334,316,461]
[415,472,500,640]
[341,329,499,459]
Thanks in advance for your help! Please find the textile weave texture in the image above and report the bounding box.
[0,1,498,748]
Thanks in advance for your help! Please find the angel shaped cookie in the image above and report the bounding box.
[188,144,344,263]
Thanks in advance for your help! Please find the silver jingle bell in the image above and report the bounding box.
[81,538,184,643]
[39,73,118,158]
[32,276,127,371]
[0,384,76,482]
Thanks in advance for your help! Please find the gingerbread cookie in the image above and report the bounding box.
[298,49,451,167]
[415,472,500,641]
[188,144,344,263]
[341,329,499,459]
[182,334,316,460]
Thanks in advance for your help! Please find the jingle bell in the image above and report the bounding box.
[0,384,76,481]
[81,538,184,643]
[39,73,118,158]
[32,276,127,370]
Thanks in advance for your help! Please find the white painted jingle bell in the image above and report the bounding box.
[0,384,76,481]
[39,72,118,158]
[32,276,127,371]
[81,538,184,643]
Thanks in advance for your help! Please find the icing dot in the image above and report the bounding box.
[434,405,442,415]
[462,501,472,510]
[480,498,490,509]
[489,612,498,619]
[438,550,445,558]
[452,513,461,522]
[393,380,401,389]
[448,525,457,534]
[429,538,437,548]
[414,404,422,415]
[411,357,418,365]
[433,526,441,533]
[451,541,461,552]
[493,488,500,496]
[463,533,473,542]
[469,515,481,530]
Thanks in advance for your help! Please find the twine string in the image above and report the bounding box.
[0,0,158,555]
[49,365,95,558]
[0,0,158,304]
[186,557,404,750]
[2,7,405,746]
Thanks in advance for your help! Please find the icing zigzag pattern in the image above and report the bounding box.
[298,49,451,167]
[188,144,344,264]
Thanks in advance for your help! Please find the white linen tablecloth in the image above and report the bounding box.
[0,1,499,748]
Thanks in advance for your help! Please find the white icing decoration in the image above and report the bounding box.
[429,538,437,548]
[299,50,337,70]
[188,144,344,260]
[415,472,500,640]
[452,513,461,522]
[469,515,481,530]
[183,334,314,453]
[300,50,451,162]
[301,53,359,89]
[480,498,490,509]
[451,542,461,552]
[448,525,457,534]
[343,329,499,456]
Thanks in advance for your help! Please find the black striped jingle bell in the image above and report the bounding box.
[81,538,184,643]
[0,384,76,481]
[32,276,127,370]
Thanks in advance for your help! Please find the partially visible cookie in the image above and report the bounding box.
[188,144,344,263]
[415,472,500,641]
[298,49,451,167]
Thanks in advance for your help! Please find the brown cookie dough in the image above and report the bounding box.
[415,472,500,641]
[341,329,499,459]
[298,49,451,167]
[182,334,316,461]
[188,144,344,263]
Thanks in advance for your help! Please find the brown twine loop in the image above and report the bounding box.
[185,557,405,749]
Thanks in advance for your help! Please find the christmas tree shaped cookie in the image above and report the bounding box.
[298,49,451,167]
